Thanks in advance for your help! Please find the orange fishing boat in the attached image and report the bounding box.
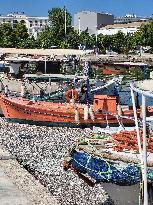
[0,93,136,127]
[102,67,125,75]
[102,64,126,75]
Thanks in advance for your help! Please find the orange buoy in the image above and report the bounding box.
[65,89,78,102]
[148,106,153,112]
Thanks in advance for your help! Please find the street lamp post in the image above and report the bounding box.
[78,17,81,36]
[95,27,98,47]
[95,26,98,56]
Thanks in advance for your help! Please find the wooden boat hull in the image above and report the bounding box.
[6,118,135,128]
[0,95,135,128]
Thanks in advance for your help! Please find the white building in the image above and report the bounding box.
[0,12,49,38]
[98,22,148,35]
[115,14,149,24]
[74,11,114,35]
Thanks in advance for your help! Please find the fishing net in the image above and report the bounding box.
[70,150,141,186]
[148,170,153,181]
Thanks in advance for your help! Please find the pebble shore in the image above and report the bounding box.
[0,118,114,205]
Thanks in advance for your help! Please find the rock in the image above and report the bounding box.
[0,118,111,205]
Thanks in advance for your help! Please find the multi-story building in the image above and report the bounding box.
[97,22,149,35]
[0,12,49,38]
[74,11,114,35]
[115,14,149,24]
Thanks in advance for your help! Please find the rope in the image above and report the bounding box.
[105,112,109,128]
[96,107,137,121]
[98,106,131,128]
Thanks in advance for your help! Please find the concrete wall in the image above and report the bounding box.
[74,11,97,35]
[97,13,114,28]
[74,11,114,35]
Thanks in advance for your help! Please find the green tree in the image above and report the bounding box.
[0,23,14,47]
[37,27,57,48]
[103,35,113,51]
[125,33,134,52]
[21,36,39,49]
[97,34,105,53]
[132,30,144,49]
[111,31,126,53]
[0,26,4,46]
[48,7,72,43]
[79,31,93,49]
[66,29,79,48]
[48,7,71,28]
[15,22,29,48]
[144,22,153,47]
[131,22,151,49]
[37,7,77,48]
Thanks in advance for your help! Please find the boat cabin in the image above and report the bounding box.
[93,95,117,113]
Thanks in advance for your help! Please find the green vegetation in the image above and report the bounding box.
[0,7,153,53]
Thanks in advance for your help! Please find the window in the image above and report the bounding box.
[29,20,33,27]
[35,20,38,26]
[40,20,42,26]
[13,20,18,23]
[95,100,98,105]
[13,19,18,28]
[20,20,25,24]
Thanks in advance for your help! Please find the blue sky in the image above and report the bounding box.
[0,0,152,18]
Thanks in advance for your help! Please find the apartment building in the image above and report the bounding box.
[0,12,49,38]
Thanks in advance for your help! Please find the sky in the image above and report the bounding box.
[0,0,152,19]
